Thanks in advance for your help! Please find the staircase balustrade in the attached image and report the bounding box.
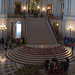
[48,18,59,42]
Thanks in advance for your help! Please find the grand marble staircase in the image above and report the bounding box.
[27,17,57,45]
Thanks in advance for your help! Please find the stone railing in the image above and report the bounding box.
[48,18,59,42]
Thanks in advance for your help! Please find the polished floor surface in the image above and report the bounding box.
[0,44,75,75]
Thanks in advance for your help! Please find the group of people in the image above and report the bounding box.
[45,57,69,75]
[3,37,25,51]
[64,37,74,46]
[64,37,75,53]
[33,11,38,18]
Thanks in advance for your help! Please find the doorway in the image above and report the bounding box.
[15,2,21,14]
[47,4,52,16]
[52,23,59,36]
[15,21,21,38]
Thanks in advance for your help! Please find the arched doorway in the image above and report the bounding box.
[15,21,21,38]
[51,23,59,36]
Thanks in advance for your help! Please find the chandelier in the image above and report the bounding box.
[0,23,7,30]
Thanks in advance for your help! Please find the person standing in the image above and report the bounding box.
[72,38,74,43]
[4,45,7,56]
[20,39,23,44]
[9,42,12,48]
[65,39,68,46]
[16,38,19,45]
[45,59,49,72]
[72,43,74,52]
[11,37,13,43]
[1,37,4,44]
[6,37,9,43]
[5,42,8,47]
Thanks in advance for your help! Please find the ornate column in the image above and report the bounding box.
[13,22,16,39]
[0,0,6,14]
[26,0,28,16]
[40,0,42,14]
[2,0,4,14]
[0,0,2,14]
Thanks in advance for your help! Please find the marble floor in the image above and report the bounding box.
[0,44,75,75]
[68,49,75,75]
[0,45,22,75]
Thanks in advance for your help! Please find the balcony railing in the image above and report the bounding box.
[8,14,25,18]
[48,16,63,19]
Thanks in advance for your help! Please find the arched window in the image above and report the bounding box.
[15,21,21,38]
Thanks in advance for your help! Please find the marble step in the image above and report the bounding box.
[8,48,72,59]
[13,48,72,57]
[15,47,71,55]
[6,49,73,64]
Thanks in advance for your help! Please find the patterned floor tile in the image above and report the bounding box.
[0,71,3,74]
[4,69,10,73]
[6,73,12,75]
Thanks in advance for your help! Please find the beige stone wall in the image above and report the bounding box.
[63,0,75,38]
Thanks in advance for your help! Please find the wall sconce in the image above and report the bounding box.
[24,7,26,10]
[42,8,45,11]
[37,6,40,9]
[56,23,59,26]
[67,26,74,38]
[47,7,51,10]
